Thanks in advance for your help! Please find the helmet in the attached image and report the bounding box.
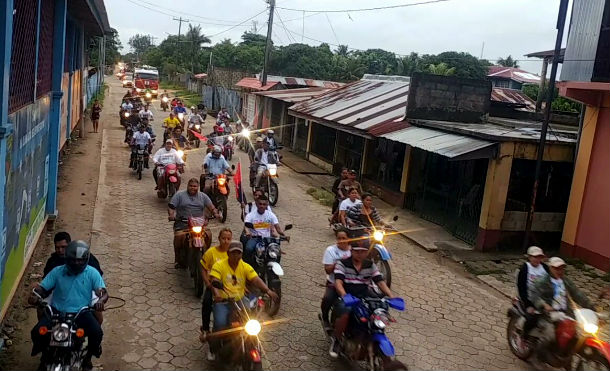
[267,129,274,135]
[65,240,90,274]
[216,126,224,134]
[190,106,195,110]
[212,146,222,157]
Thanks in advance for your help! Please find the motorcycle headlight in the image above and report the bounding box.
[228,136,234,142]
[195,124,201,130]
[178,113,184,120]
[152,90,157,93]
[136,88,142,92]
[192,226,202,234]
[176,150,184,159]
[373,318,387,329]
[162,97,168,102]
[53,325,70,342]
[241,128,250,138]
[268,166,277,176]
[145,92,152,98]
[584,323,598,334]
[244,319,261,336]
[124,112,130,118]
[217,178,226,186]
[268,251,277,259]
[373,230,385,242]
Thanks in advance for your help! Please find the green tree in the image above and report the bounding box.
[88,28,122,67]
[128,34,154,57]
[427,62,456,76]
[522,84,581,113]
[497,55,519,68]
[184,24,211,72]
[240,32,267,47]
[432,51,488,79]
[353,49,399,75]
[335,45,350,57]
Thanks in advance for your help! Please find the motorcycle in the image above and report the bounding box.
[209,281,266,371]
[144,89,153,104]
[320,295,408,371]
[131,144,148,180]
[177,216,212,297]
[243,223,292,317]
[187,121,204,148]
[223,136,235,161]
[156,162,183,199]
[507,298,610,370]
[35,297,95,371]
[160,96,169,111]
[254,163,279,207]
[201,170,233,223]
[119,109,131,127]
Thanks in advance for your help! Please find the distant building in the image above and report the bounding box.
[558,0,609,271]
[487,66,541,90]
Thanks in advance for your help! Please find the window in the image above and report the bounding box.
[492,79,510,88]
[364,139,405,191]
[9,0,39,113]
[135,73,159,80]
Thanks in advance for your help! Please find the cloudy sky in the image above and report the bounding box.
[106,0,570,75]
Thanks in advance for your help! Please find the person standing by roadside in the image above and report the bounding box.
[91,100,102,133]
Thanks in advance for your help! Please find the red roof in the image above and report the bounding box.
[487,66,541,84]
[491,88,536,111]
[193,73,208,79]
[235,77,280,91]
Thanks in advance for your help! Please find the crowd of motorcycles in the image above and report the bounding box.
[35,80,609,371]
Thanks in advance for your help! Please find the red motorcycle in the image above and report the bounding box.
[156,163,183,199]
[223,136,234,161]
[179,216,212,297]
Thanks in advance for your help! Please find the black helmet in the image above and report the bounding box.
[65,240,90,274]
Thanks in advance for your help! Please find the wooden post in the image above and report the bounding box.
[536,57,549,113]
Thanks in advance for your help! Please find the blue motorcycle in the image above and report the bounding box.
[322,294,408,370]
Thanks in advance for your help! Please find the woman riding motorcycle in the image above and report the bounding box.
[345,192,386,228]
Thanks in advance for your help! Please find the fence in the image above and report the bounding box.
[86,72,102,105]
[202,85,241,116]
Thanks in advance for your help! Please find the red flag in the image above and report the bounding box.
[189,129,207,142]
[234,162,246,204]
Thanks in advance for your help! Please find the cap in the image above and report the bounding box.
[527,246,544,257]
[190,106,195,109]
[228,241,243,252]
[548,257,566,268]
[351,239,370,251]
[349,169,357,174]
[165,139,173,144]
[267,129,274,134]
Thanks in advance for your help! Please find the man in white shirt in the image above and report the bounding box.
[130,125,152,169]
[243,196,287,262]
[121,100,133,111]
[152,139,185,188]
[320,228,351,328]
[138,104,154,122]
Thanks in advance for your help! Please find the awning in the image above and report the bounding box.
[380,126,497,160]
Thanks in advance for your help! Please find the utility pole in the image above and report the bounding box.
[261,0,275,86]
[522,0,569,251]
[149,35,157,46]
[251,21,259,34]
[302,11,305,42]
[173,17,189,37]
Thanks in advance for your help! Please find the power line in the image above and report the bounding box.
[274,9,297,43]
[277,0,451,13]
[325,14,340,45]
[131,0,244,24]
[208,9,269,38]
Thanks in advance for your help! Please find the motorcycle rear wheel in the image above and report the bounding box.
[506,315,533,360]
[168,183,176,198]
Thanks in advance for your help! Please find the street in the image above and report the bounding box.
[1,78,531,370]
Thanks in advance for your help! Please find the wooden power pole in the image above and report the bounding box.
[261,0,275,86]
[173,17,189,37]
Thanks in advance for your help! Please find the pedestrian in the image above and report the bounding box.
[91,99,102,133]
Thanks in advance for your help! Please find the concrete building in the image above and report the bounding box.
[558,0,609,271]
[0,0,111,319]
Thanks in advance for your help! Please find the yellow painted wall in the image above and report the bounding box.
[400,145,412,193]
[562,106,600,245]
[512,142,574,162]
[479,142,514,230]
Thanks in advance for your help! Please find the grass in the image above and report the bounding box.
[306,187,335,208]
[159,81,200,108]
[464,264,506,276]
[86,83,108,110]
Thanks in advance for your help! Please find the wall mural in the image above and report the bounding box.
[0,96,50,312]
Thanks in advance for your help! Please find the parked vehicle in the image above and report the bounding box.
[156,162,182,199]
[243,223,292,316]
[507,298,610,370]
[320,295,408,371]
[209,282,266,371]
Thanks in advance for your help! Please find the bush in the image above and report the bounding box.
[306,187,335,208]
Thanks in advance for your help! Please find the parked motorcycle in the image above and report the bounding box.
[160,96,169,111]
[243,223,292,316]
[320,295,408,371]
[177,216,212,297]
[507,297,610,370]
[35,297,95,371]
[209,281,265,371]
[156,162,182,199]
[224,136,235,161]
[201,172,232,223]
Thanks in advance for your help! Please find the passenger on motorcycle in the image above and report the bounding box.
[248,136,264,164]
[168,178,220,269]
[331,168,349,214]
[516,246,549,339]
[171,126,191,150]
[152,139,185,188]
[173,101,187,116]
[208,126,226,147]
[264,129,277,149]
[345,193,386,228]
[29,241,108,371]
[330,240,394,358]
[208,241,278,360]
[243,196,286,264]
[199,228,232,352]
[217,107,230,123]
[321,228,352,330]
[130,125,152,169]
[530,257,594,357]
[337,170,363,200]
[163,113,181,141]
[138,104,154,122]
[338,188,362,226]
[202,146,233,195]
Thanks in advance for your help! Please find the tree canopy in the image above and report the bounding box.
[128,34,154,57]
[497,55,519,68]
[89,28,122,68]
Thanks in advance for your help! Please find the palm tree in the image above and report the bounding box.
[185,24,211,72]
[334,44,350,57]
[497,55,519,68]
[427,62,456,76]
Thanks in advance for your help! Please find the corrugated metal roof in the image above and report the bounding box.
[235,77,280,91]
[380,126,496,159]
[491,88,536,111]
[256,74,344,88]
[193,73,208,79]
[487,66,541,84]
[253,87,332,103]
[288,79,409,132]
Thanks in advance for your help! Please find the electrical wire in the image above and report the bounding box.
[129,0,244,24]
[277,0,451,13]
[208,9,269,38]
[325,14,340,45]
[274,10,297,44]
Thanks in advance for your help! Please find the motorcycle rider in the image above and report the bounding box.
[138,104,154,122]
[199,228,232,354]
[163,112,181,142]
[130,124,152,169]
[208,125,226,147]
[152,139,185,189]
[201,145,233,196]
[531,257,594,359]
[516,246,549,340]
[168,178,220,269]
[171,126,191,150]
[29,240,108,371]
[121,99,133,111]
[337,188,362,226]
[243,196,287,265]
[251,140,278,188]
[264,129,277,149]
[331,168,349,215]
[248,136,264,165]
[188,107,205,131]
[337,170,363,199]
[321,228,351,330]
[330,239,394,358]
[217,107,230,123]
[208,241,278,360]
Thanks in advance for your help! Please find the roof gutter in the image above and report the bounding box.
[288,110,373,139]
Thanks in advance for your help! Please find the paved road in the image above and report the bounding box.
[41,79,530,370]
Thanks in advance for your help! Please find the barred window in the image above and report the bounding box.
[36,0,55,98]
[9,0,39,113]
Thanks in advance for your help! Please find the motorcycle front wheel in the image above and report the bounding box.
[265,276,281,317]
[506,315,533,360]
[168,183,176,198]
[268,181,278,206]
[575,351,610,371]
[137,162,143,180]
[193,250,204,297]
[217,197,228,223]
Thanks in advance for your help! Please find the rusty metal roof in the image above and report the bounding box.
[235,77,280,91]
[491,88,536,111]
[487,66,541,84]
[288,79,409,133]
[256,74,344,88]
[253,87,333,103]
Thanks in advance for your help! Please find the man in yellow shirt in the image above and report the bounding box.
[163,112,181,141]
[200,228,232,341]
[208,241,278,360]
